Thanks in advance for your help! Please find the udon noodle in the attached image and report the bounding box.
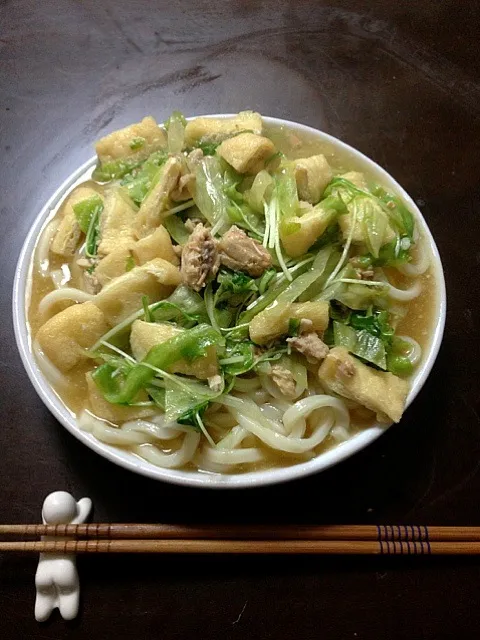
[27,112,436,474]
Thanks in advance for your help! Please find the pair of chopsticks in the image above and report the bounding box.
[1,523,480,555]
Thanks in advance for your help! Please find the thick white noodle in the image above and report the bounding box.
[396,335,422,366]
[38,288,94,316]
[32,340,69,388]
[133,432,200,468]
[216,425,250,449]
[79,411,201,468]
[330,425,351,443]
[398,241,430,276]
[35,218,59,276]
[201,447,264,465]
[388,279,422,302]
[78,412,159,445]
[222,394,350,455]
[376,270,422,302]
[78,411,200,468]
[196,423,264,472]
[121,419,184,441]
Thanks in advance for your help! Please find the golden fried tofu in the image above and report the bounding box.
[98,188,137,256]
[94,258,181,324]
[218,133,275,174]
[294,154,333,204]
[95,116,166,165]
[318,347,409,423]
[133,158,182,238]
[249,301,329,345]
[36,302,109,372]
[184,111,262,146]
[132,226,179,266]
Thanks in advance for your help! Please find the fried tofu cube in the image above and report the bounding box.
[184,111,262,146]
[50,184,104,257]
[85,373,154,423]
[281,202,337,257]
[130,320,218,379]
[218,133,276,174]
[294,154,333,204]
[132,226,179,266]
[36,302,109,372]
[98,188,137,256]
[134,157,182,238]
[95,116,167,165]
[338,206,396,246]
[95,247,133,287]
[249,301,329,345]
[94,259,181,324]
[318,347,409,423]
[340,171,369,190]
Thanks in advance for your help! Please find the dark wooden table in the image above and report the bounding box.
[1,1,480,637]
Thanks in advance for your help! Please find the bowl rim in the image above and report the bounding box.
[12,114,446,489]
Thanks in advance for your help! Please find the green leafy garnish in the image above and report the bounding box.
[129,137,145,150]
[142,295,154,322]
[93,158,142,182]
[121,150,168,206]
[197,140,219,156]
[386,337,414,376]
[93,324,224,405]
[333,321,387,370]
[73,194,104,234]
[288,318,301,337]
[125,255,136,272]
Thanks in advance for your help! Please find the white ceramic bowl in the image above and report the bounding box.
[12,115,446,489]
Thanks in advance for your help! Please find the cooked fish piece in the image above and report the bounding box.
[180,223,219,291]
[270,364,296,398]
[218,225,271,277]
[287,332,329,364]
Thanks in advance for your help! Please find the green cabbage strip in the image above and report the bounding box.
[92,158,143,182]
[92,324,223,405]
[194,156,230,233]
[333,321,387,369]
[165,111,186,154]
[163,214,191,245]
[120,150,168,205]
[238,258,314,324]
[73,194,104,234]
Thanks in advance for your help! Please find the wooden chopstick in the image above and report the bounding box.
[0,538,479,555]
[1,524,480,554]
[0,523,478,542]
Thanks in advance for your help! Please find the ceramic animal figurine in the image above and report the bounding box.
[34,491,92,622]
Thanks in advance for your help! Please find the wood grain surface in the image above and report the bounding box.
[1,1,480,638]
